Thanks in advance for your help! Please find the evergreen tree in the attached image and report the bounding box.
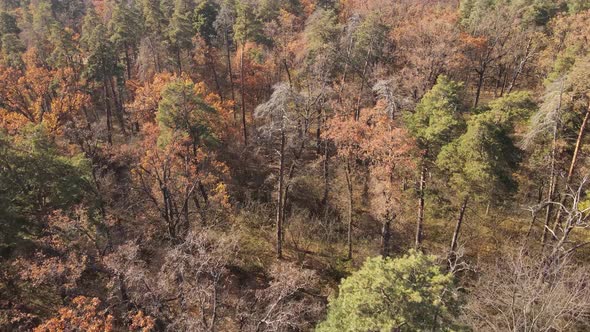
[157,78,217,151]
[167,0,195,73]
[317,250,461,332]
[405,75,465,247]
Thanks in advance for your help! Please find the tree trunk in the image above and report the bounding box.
[450,196,468,253]
[124,43,132,80]
[416,162,426,248]
[208,47,223,102]
[276,130,285,259]
[103,81,112,145]
[345,159,353,260]
[108,77,127,136]
[381,218,392,257]
[176,46,182,74]
[506,37,533,95]
[473,66,486,108]
[566,104,590,183]
[552,104,590,235]
[225,31,237,120]
[542,88,561,245]
[240,43,248,145]
[526,183,544,239]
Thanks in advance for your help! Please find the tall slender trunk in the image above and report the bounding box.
[566,104,590,183]
[124,43,132,80]
[526,183,544,239]
[108,77,126,136]
[345,158,353,260]
[542,122,558,245]
[103,80,112,145]
[322,141,331,242]
[176,46,182,74]
[473,65,486,108]
[542,86,562,245]
[416,162,426,248]
[276,130,285,259]
[507,37,533,95]
[552,104,590,235]
[381,217,393,257]
[450,196,468,253]
[208,47,223,102]
[240,43,248,145]
[337,35,354,105]
[354,44,373,120]
[225,31,237,120]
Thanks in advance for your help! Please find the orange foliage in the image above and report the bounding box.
[129,311,156,332]
[126,72,174,126]
[0,49,88,133]
[34,297,114,332]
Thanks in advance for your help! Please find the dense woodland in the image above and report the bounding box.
[1,0,590,330]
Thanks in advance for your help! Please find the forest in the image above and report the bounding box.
[1,0,590,330]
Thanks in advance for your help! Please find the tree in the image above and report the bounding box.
[460,0,517,107]
[0,125,91,248]
[34,296,114,332]
[437,93,532,254]
[109,0,143,79]
[157,77,217,152]
[167,0,194,73]
[0,11,23,68]
[135,78,227,238]
[317,250,461,332]
[233,0,262,145]
[254,82,305,258]
[81,7,125,144]
[464,248,590,331]
[405,75,465,247]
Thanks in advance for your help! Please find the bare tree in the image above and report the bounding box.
[463,249,590,332]
[247,262,323,332]
[254,83,307,258]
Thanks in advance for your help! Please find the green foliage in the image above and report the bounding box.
[142,0,166,33]
[0,126,91,248]
[233,0,263,45]
[303,7,340,75]
[486,91,537,125]
[167,0,195,53]
[351,13,388,64]
[436,93,531,201]
[0,11,19,35]
[567,0,590,13]
[81,8,122,81]
[109,1,143,50]
[194,0,219,46]
[317,250,461,332]
[1,33,24,67]
[157,78,217,147]
[405,75,465,156]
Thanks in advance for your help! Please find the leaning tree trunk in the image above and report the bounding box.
[566,104,590,184]
[506,37,533,95]
[450,196,469,254]
[542,121,558,245]
[552,104,590,236]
